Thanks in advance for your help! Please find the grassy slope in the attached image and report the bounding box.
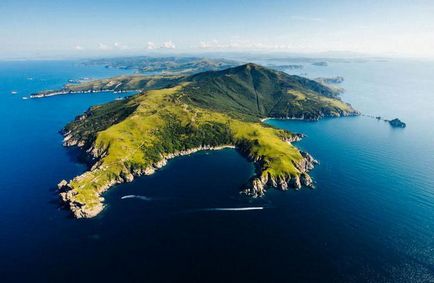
[182,63,355,120]
[61,84,305,217]
[63,98,140,147]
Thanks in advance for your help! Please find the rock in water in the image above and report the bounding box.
[389,118,406,128]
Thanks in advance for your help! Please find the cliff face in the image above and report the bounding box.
[53,63,358,218]
[239,140,318,198]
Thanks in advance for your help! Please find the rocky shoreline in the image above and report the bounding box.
[260,110,359,122]
[30,89,139,99]
[241,150,318,197]
[58,141,236,218]
[58,130,317,218]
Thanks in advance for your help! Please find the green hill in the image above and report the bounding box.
[184,63,353,120]
[57,63,358,218]
[33,64,353,122]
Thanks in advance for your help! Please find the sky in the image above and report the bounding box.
[1,0,434,59]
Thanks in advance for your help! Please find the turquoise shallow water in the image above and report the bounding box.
[0,59,433,282]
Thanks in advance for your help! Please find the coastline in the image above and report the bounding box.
[58,135,317,219]
[260,111,360,123]
[30,89,140,99]
[58,144,237,218]
[260,116,306,122]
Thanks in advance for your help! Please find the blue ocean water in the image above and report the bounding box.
[0,59,433,282]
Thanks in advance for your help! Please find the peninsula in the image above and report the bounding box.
[55,63,359,218]
[30,74,185,98]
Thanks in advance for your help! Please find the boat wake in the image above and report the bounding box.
[196,207,264,212]
[121,195,152,201]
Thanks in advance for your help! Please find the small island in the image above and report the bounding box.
[53,63,358,218]
[312,61,328,67]
[267,64,304,71]
[388,118,406,128]
[364,115,407,128]
[315,76,344,84]
[315,76,345,94]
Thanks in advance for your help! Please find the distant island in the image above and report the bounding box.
[53,63,358,218]
[314,76,345,94]
[312,61,328,67]
[315,76,344,84]
[84,56,241,75]
[266,64,304,71]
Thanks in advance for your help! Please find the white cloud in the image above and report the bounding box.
[200,39,219,49]
[113,42,129,50]
[161,40,176,49]
[199,41,211,49]
[198,39,292,51]
[147,41,156,50]
[75,45,84,51]
[98,43,111,50]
